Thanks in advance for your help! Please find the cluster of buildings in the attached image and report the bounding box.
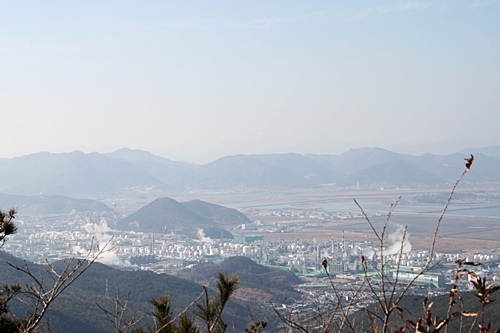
[3,207,500,313]
[248,207,366,221]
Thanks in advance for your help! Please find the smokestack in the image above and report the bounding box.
[105,279,109,299]
[342,230,347,260]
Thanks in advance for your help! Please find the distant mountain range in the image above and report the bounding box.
[117,197,243,238]
[0,146,499,197]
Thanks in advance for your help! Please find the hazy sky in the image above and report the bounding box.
[1,1,499,163]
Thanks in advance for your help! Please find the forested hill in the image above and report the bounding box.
[180,199,251,227]
[0,251,279,333]
[116,197,235,239]
[349,291,500,332]
[178,256,302,304]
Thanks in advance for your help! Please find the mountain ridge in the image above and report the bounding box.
[0,193,112,214]
[0,147,497,196]
[117,197,235,239]
[0,251,280,332]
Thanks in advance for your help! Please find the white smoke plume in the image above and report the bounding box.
[197,228,213,244]
[83,218,131,267]
[72,245,88,256]
[384,223,412,256]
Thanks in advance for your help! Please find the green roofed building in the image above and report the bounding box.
[392,270,445,288]
[304,270,328,278]
[233,235,264,243]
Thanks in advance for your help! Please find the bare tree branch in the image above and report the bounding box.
[7,237,112,333]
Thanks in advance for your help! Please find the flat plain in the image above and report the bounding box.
[172,185,500,252]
